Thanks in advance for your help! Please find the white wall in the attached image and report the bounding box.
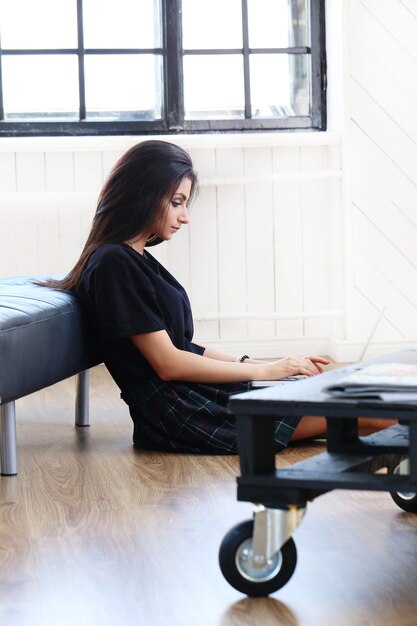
[330,0,417,361]
[0,133,342,358]
[1,0,415,361]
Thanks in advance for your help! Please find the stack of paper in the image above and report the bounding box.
[324,363,417,401]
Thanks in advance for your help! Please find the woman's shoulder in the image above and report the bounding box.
[89,243,147,268]
[92,242,130,261]
[85,244,160,291]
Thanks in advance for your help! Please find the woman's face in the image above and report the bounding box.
[152,177,192,241]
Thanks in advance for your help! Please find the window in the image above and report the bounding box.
[0,0,326,136]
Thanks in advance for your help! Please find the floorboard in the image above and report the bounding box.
[1,365,417,626]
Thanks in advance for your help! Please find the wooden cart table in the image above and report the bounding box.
[218,349,417,596]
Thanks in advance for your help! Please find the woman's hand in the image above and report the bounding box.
[261,355,330,380]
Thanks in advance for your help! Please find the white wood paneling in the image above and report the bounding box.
[0,137,342,355]
[0,192,97,276]
[57,195,85,275]
[300,146,332,337]
[354,246,417,339]
[350,82,417,186]
[187,148,219,341]
[37,198,61,274]
[350,123,417,227]
[360,0,417,60]
[189,185,219,341]
[272,146,304,338]
[353,164,417,269]
[73,151,103,191]
[11,194,39,274]
[0,153,16,192]
[16,152,45,191]
[216,148,248,341]
[352,0,417,103]
[350,37,417,144]
[347,0,417,354]
[45,152,74,192]
[400,0,417,18]
[244,147,275,339]
[327,146,344,341]
[352,288,400,347]
[0,202,17,276]
[353,207,417,310]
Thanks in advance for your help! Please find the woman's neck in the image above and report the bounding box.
[125,234,149,255]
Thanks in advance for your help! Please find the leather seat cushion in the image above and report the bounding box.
[0,275,101,403]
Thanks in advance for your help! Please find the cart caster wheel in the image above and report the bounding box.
[390,461,417,513]
[219,519,297,597]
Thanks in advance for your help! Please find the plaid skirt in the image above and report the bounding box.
[121,377,301,454]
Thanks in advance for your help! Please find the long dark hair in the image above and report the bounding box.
[39,140,198,291]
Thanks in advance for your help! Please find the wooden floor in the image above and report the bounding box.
[1,365,417,626]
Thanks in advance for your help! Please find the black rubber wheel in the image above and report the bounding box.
[219,519,297,597]
[389,461,417,513]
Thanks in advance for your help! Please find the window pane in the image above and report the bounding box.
[184,56,244,119]
[248,0,309,48]
[83,0,161,48]
[84,55,162,120]
[0,0,77,49]
[182,0,242,49]
[250,54,310,118]
[2,55,79,119]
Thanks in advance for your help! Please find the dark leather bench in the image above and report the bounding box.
[0,275,101,475]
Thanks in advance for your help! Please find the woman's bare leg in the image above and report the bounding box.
[357,417,397,436]
[291,415,397,442]
[291,416,327,441]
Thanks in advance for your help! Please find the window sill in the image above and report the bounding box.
[0,130,341,153]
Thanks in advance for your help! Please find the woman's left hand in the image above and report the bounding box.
[304,355,330,374]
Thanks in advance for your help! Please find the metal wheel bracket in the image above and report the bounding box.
[393,457,417,500]
[396,458,410,476]
[251,504,306,567]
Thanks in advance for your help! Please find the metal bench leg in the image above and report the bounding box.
[1,401,18,476]
[75,370,90,427]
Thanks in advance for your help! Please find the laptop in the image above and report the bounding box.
[251,303,387,388]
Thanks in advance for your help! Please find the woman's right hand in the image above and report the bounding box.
[259,355,329,380]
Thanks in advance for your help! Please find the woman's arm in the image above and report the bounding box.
[131,330,328,383]
[202,345,268,364]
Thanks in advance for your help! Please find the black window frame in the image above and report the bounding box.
[0,0,326,137]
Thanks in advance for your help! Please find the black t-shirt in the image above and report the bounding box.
[76,243,205,393]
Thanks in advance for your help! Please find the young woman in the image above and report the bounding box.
[40,140,391,453]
